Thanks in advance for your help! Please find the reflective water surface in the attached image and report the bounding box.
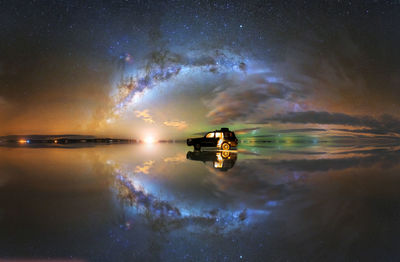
[1,143,400,261]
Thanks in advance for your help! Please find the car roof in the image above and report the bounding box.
[215,130,233,132]
[206,129,234,133]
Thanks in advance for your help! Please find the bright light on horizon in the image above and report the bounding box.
[144,136,156,144]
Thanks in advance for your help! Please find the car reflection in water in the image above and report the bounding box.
[186,150,237,171]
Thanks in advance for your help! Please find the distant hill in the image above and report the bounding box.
[0,134,97,140]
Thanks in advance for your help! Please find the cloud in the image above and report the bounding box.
[135,160,154,174]
[233,127,261,135]
[204,63,307,125]
[333,128,391,135]
[163,120,187,130]
[268,111,377,126]
[277,128,327,133]
[163,153,186,163]
[264,111,400,135]
[134,109,154,123]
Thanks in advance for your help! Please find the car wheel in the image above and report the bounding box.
[194,144,201,151]
[221,142,230,150]
[221,151,230,159]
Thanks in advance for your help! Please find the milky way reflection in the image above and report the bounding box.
[1,143,400,261]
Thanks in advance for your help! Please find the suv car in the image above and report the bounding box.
[187,128,238,150]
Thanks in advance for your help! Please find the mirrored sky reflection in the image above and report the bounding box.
[1,143,400,261]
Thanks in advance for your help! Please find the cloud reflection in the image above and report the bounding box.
[135,160,155,174]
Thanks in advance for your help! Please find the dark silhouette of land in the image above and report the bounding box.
[0,134,189,146]
[0,135,136,144]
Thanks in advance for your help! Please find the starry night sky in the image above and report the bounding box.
[0,0,399,139]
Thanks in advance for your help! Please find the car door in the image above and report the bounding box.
[214,132,223,147]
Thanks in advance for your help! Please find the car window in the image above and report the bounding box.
[215,132,223,138]
[206,132,214,138]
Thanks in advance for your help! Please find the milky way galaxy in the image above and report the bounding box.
[0,0,399,140]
